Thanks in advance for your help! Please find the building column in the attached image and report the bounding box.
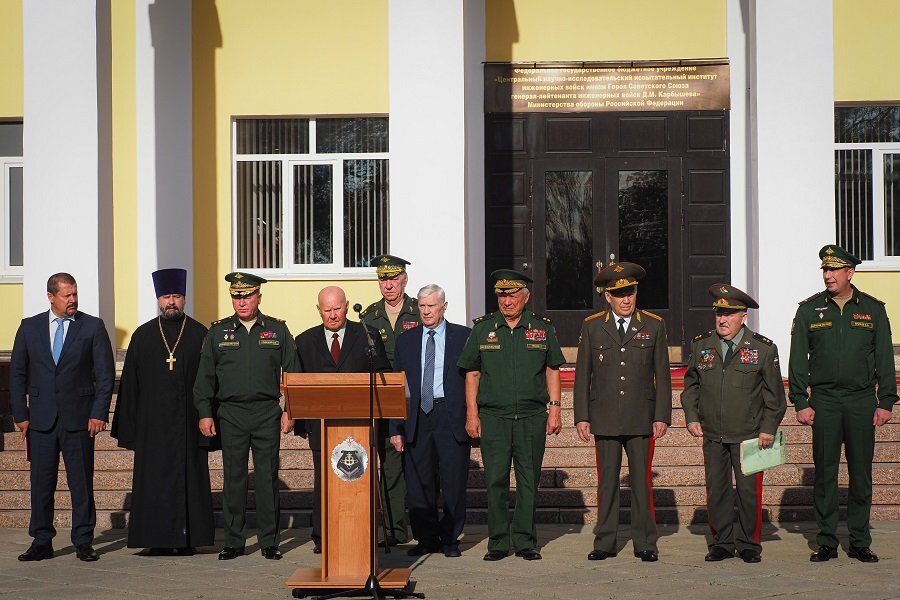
[135,0,193,320]
[389,0,485,323]
[22,1,114,332]
[748,0,834,352]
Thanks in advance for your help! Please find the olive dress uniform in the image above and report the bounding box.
[682,323,786,558]
[789,283,897,552]
[193,311,300,551]
[573,308,672,556]
[457,309,565,554]
[361,293,419,544]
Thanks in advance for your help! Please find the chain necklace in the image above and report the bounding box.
[158,316,187,371]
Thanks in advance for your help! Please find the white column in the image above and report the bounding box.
[135,0,194,320]
[389,0,485,324]
[726,0,751,296]
[749,0,834,352]
[22,1,114,331]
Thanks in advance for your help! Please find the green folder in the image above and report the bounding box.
[740,430,786,476]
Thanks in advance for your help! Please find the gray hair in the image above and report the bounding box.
[417,284,445,303]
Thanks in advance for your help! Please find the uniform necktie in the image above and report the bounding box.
[724,340,735,365]
[52,317,65,364]
[330,332,340,365]
[421,330,436,414]
[617,318,626,341]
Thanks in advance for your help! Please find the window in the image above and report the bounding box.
[232,117,389,277]
[0,122,24,278]
[834,105,900,268]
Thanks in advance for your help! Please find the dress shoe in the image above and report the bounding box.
[704,546,734,562]
[261,546,282,560]
[18,543,53,562]
[443,544,462,558]
[809,546,838,562]
[514,549,542,561]
[218,546,244,560]
[75,544,99,562]
[587,549,615,561]
[634,550,658,562]
[407,543,438,557]
[739,549,761,563]
[312,544,322,554]
[848,546,879,563]
[483,550,508,561]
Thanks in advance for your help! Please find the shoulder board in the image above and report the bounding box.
[752,332,773,346]
[693,330,713,342]
[269,316,285,323]
[472,313,492,325]
[584,311,606,322]
[532,313,552,324]
[641,310,662,321]
[858,290,886,305]
[359,303,377,318]
[211,317,230,327]
[798,291,823,305]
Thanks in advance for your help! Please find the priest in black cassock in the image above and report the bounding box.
[111,268,214,555]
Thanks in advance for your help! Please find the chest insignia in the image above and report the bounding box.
[259,330,277,339]
[853,313,872,321]
[634,332,651,340]
[598,353,604,362]
[738,348,759,365]
[486,331,498,343]
[402,320,420,331]
[223,329,236,341]
[813,306,829,312]
[525,328,547,342]
[810,321,832,330]
[699,349,715,369]
[818,312,824,320]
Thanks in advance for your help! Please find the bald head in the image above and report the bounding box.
[317,286,349,332]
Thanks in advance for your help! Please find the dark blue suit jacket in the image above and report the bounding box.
[10,311,115,432]
[391,320,471,443]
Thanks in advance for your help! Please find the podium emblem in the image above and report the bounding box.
[331,436,368,481]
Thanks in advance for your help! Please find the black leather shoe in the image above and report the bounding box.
[261,546,282,560]
[587,549,615,561]
[75,544,99,562]
[407,543,438,557]
[514,549,542,561]
[483,550,507,561]
[18,543,53,561]
[634,550,658,562]
[848,546,879,563]
[739,549,761,563]
[443,544,461,558]
[809,546,838,562]
[218,546,244,560]
[704,546,734,562]
[312,544,322,554]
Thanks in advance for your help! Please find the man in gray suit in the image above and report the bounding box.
[574,262,671,563]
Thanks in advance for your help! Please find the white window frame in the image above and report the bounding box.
[1,158,24,280]
[835,141,900,270]
[231,118,389,280]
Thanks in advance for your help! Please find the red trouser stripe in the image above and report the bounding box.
[647,436,657,522]
[754,471,764,543]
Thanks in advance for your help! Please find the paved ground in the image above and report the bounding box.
[2,522,899,599]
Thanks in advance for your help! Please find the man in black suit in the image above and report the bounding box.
[294,286,390,552]
[391,284,472,558]
[10,273,115,562]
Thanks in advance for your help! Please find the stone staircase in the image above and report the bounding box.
[1,373,899,529]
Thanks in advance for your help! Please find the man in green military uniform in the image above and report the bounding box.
[682,284,786,563]
[574,262,671,563]
[458,269,565,561]
[789,245,897,563]
[193,272,300,561]
[360,254,418,545]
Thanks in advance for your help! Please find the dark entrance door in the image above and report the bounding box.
[484,112,729,358]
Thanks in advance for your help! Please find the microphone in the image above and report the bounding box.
[353,303,376,350]
[352,303,363,313]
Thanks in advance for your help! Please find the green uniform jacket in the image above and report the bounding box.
[193,312,301,419]
[361,294,420,364]
[788,285,898,411]
[682,326,786,443]
[457,309,565,418]
[573,309,672,436]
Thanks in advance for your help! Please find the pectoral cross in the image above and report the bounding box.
[166,353,176,371]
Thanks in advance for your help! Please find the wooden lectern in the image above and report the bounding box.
[282,372,411,594]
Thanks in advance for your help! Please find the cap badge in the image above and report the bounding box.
[234,273,243,279]
[614,265,624,273]
[720,286,729,294]
[825,247,834,255]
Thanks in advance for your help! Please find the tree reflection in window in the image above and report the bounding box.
[618,170,668,309]
[545,171,593,310]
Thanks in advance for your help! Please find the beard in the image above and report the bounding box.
[160,307,185,320]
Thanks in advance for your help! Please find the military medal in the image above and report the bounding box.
[525,328,546,342]
[699,349,715,369]
[158,316,187,371]
[738,348,759,365]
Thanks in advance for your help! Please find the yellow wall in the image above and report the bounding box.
[853,273,900,339]
[111,1,138,348]
[0,0,23,117]
[486,0,726,62]
[0,285,23,347]
[192,0,389,333]
[834,0,900,101]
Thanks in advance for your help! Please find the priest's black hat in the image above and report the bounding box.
[152,268,187,297]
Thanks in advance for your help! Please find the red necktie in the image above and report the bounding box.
[330,332,340,365]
